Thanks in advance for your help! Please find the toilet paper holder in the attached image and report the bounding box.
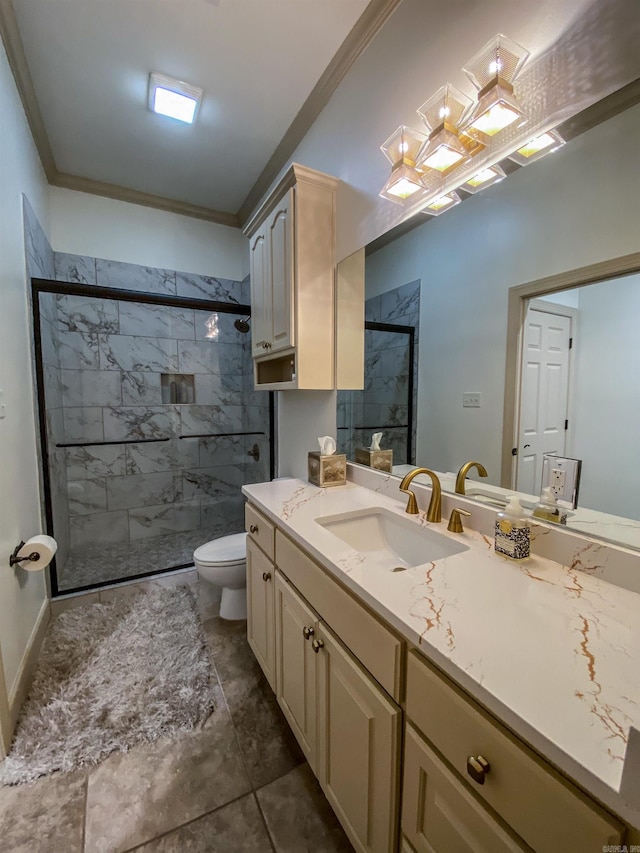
[9,541,41,567]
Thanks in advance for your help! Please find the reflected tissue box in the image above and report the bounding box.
[307,452,347,487]
[355,448,393,472]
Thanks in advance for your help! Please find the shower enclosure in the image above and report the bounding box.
[33,280,273,595]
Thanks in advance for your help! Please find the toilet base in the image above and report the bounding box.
[220,586,247,621]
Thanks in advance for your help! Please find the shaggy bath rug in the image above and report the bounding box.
[0,586,215,785]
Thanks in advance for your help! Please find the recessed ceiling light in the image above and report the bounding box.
[148,72,202,124]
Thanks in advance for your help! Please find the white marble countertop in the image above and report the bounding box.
[242,477,640,825]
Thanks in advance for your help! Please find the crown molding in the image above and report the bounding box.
[2,0,403,231]
[237,0,403,227]
[0,0,55,180]
[50,171,240,227]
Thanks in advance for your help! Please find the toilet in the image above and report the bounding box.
[193,532,248,620]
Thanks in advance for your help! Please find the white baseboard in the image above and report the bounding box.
[6,599,51,741]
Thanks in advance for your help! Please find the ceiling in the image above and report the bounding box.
[2,0,629,229]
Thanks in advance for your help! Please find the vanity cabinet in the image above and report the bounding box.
[243,163,338,390]
[245,505,276,690]
[403,650,624,852]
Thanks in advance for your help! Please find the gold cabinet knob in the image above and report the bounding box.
[262,571,271,582]
[466,755,490,785]
[448,507,472,533]
[311,638,325,654]
[302,626,314,640]
[250,524,258,533]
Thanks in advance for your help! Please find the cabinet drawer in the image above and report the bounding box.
[406,651,623,852]
[245,503,275,560]
[403,723,527,853]
[276,530,403,702]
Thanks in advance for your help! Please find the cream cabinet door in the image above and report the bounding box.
[316,623,401,853]
[246,538,275,690]
[249,227,270,357]
[274,572,318,770]
[402,724,527,853]
[267,188,294,353]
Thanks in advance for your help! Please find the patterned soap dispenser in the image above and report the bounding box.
[494,496,530,561]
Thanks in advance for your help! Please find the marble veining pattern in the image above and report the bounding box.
[55,252,97,285]
[96,259,177,295]
[176,273,244,303]
[242,478,640,822]
[56,295,118,334]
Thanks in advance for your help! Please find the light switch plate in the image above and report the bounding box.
[541,455,582,508]
[463,392,481,408]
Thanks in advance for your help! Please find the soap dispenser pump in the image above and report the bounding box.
[494,496,530,561]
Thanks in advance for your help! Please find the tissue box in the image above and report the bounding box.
[307,452,347,487]
[355,448,393,472]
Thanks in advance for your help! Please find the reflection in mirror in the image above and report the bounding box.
[513,274,640,522]
[337,280,419,466]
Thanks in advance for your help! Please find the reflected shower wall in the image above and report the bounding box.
[338,280,420,464]
[35,263,271,594]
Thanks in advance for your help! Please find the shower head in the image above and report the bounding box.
[234,317,251,334]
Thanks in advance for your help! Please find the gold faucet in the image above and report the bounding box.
[455,460,488,495]
[399,468,442,522]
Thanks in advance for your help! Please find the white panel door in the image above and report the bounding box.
[246,539,276,690]
[516,307,571,494]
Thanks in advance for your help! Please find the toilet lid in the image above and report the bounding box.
[194,532,247,566]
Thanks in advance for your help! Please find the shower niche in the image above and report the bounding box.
[161,373,195,404]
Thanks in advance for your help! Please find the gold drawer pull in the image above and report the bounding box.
[467,755,490,785]
[262,572,271,582]
[311,638,324,654]
[250,524,259,533]
[303,626,314,640]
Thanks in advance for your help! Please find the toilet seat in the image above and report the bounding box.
[194,532,247,567]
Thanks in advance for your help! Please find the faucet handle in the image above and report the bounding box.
[448,507,471,533]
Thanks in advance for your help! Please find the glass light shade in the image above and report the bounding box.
[464,83,527,140]
[379,163,425,203]
[417,84,472,134]
[423,191,461,216]
[509,130,565,166]
[148,72,202,124]
[380,125,427,167]
[463,34,530,91]
[460,164,506,194]
[419,129,470,174]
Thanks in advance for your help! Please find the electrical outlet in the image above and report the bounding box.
[550,468,566,496]
[541,455,582,509]
[463,393,481,408]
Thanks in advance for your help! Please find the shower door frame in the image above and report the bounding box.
[31,277,276,597]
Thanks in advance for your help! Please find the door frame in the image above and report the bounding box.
[514,298,578,492]
[500,250,640,488]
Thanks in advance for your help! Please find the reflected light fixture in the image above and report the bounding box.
[417,85,474,176]
[379,125,428,203]
[459,163,506,194]
[205,312,219,339]
[149,72,203,124]
[423,191,461,216]
[462,34,529,141]
[509,129,565,166]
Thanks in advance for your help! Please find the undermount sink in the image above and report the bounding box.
[315,507,469,569]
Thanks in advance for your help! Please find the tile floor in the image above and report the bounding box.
[0,578,353,853]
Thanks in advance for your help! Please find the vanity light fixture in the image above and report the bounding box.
[459,163,506,194]
[462,34,529,142]
[509,129,566,166]
[416,85,473,176]
[148,72,203,124]
[423,191,461,216]
[379,125,429,203]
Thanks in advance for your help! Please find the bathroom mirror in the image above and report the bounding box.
[337,98,640,553]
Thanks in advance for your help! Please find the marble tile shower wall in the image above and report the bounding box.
[337,280,420,464]
[49,254,266,575]
[23,197,71,569]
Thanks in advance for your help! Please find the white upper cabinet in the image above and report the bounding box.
[244,163,347,390]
